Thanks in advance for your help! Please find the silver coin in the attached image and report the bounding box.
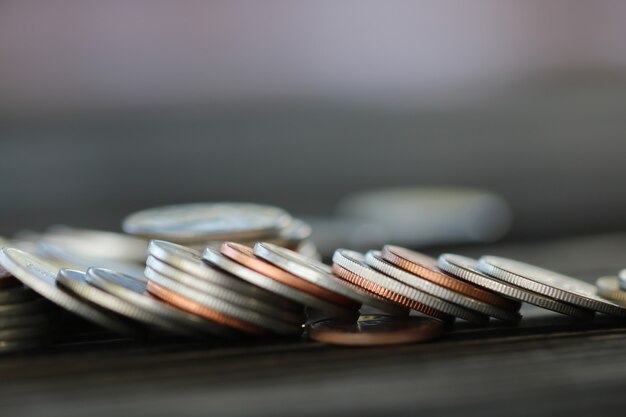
[0,286,38,304]
[86,267,239,338]
[148,240,300,312]
[145,267,303,335]
[204,247,359,316]
[37,240,146,281]
[438,254,595,319]
[123,202,292,242]
[334,249,488,324]
[43,226,148,264]
[596,276,626,304]
[146,256,304,324]
[253,243,406,315]
[478,256,626,316]
[0,313,52,330]
[58,268,196,335]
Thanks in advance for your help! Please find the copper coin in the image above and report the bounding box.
[332,264,452,321]
[308,315,444,346]
[220,242,358,309]
[146,280,268,335]
[382,245,518,311]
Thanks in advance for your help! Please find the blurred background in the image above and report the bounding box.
[2,0,626,245]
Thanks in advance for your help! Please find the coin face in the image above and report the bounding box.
[122,202,292,242]
[308,315,444,346]
[479,256,626,316]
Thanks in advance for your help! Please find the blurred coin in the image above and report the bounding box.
[0,299,52,316]
[0,249,140,335]
[123,202,291,242]
[221,242,358,308]
[383,246,517,311]
[145,267,301,335]
[0,313,51,330]
[308,315,444,346]
[438,254,594,319]
[0,286,37,303]
[478,256,626,316]
[43,226,147,263]
[148,240,299,312]
[86,267,236,338]
[253,243,407,315]
[146,256,305,324]
[596,276,626,304]
[205,247,356,316]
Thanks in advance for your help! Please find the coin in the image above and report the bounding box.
[331,254,451,321]
[147,240,299,312]
[86,267,237,338]
[123,202,291,242]
[478,256,626,316]
[438,254,594,319]
[204,247,356,316]
[145,267,301,335]
[382,246,518,311]
[146,255,305,323]
[596,276,626,304]
[221,242,358,308]
[253,243,407,315]
[308,315,444,346]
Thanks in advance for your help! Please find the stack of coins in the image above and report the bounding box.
[122,202,319,258]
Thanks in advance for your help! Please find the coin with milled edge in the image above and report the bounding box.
[145,267,301,335]
[86,267,237,338]
[123,202,291,242]
[204,247,358,316]
[478,256,626,316]
[438,254,594,319]
[221,242,358,308]
[148,240,299,312]
[253,243,406,315]
[146,256,305,324]
[596,276,626,304]
[308,315,444,346]
[0,248,139,335]
[382,245,518,311]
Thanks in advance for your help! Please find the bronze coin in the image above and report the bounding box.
[308,315,444,346]
[382,245,518,311]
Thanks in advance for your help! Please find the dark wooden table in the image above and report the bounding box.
[3,234,626,417]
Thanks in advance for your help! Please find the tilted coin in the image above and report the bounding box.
[478,256,626,316]
[382,245,518,311]
[145,267,302,335]
[123,202,291,242]
[58,268,194,335]
[367,251,520,323]
[253,243,407,315]
[438,254,594,319]
[0,248,140,335]
[596,276,626,304]
[147,240,299,312]
[308,315,444,346]
[221,242,358,308]
[86,267,237,338]
[204,247,356,316]
[146,256,305,324]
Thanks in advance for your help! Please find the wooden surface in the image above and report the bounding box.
[3,234,626,417]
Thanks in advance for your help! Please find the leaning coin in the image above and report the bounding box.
[596,276,626,304]
[0,249,139,336]
[253,243,407,315]
[478,256,626,316]
[205,247,357,316]
[86,268,238,338]
[438,254,594,319]
[148,240,299,312]
[308,315,444,346]
[145,256,305,324]
[145,267,302,335]
[123,202,291,242]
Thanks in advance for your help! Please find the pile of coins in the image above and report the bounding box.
[1,201,626,352]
